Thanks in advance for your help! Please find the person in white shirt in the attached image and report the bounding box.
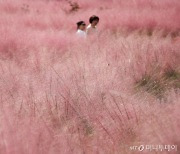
[76,21,87,38]
[86,15,100,35]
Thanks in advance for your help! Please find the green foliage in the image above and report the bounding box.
[136,69,180,98]
[68,1,80,13]
[81,119,94,136]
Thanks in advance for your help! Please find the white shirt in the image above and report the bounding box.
[86,24,97,35]
[76,29,87,38]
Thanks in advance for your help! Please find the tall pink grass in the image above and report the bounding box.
[0,0,180,153]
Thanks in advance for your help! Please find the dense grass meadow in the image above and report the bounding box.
[0,0,180,153]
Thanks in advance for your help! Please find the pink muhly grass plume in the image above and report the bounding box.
[0,0,179,153]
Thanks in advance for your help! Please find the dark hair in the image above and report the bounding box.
[89,15,99,24]
[76,21,86,29]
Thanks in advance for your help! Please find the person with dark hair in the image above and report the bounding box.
[86,15,99,35]
[76,21,87,38]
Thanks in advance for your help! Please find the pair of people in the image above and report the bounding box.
[76,15,100,38]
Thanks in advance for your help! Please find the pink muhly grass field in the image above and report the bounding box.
[0,0,180,154]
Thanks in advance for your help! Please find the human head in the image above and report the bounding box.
[89,15,99,27]
[76,21,86,31]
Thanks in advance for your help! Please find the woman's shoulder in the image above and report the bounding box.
[76,29,84,34]
[76,29,81,33]
[87,24,92,29]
